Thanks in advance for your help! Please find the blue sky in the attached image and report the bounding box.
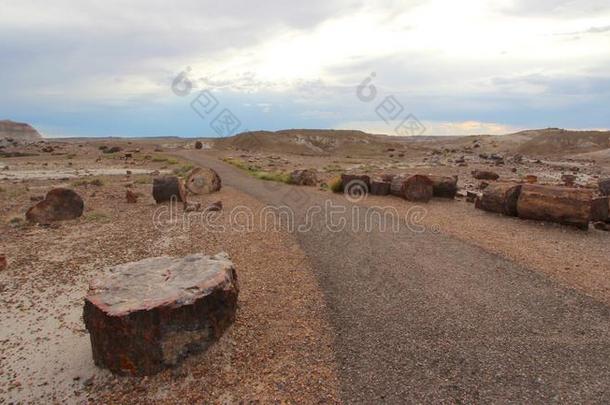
[1,0,609,137]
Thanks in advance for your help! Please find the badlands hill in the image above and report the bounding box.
[0,120,42,147]
[211,128,610,159]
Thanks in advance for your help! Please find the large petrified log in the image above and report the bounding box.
[289,169,318,186]
[153,176,187,203]
[185,167,221,195]
[340,174,370,193]
[428,175,458,199]
[475,182,522,216]
[370,180,391,196]
[517,184,593,229]
[391,175,434,202]
[590,197,609,222]
[83,253,239,376]
[26,188,84,223]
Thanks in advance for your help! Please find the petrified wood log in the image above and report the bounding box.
[26,188,84,224]
[185,167,221,195]
[83,253,239,376]
[517,184,593,230]
[370,180,391,196]
[391,175,434,202]
[590,197,609,222]
[599,178,610,196]
[428,175,458,199]
[476,182,522,217]
[153,176,187,203]
[340,174,370,193]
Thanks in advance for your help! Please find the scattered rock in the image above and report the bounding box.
[517,185,593,230]
[593,222,610,231]
[83,253,239,376]
[472,170,499,181]
[184,202,202,212]
[289,169,318,186]
[186,167,222,195]
[466,191,480,203]
[0,254,6,271]
[26,188,84,224]
[126,190,138,204]
[562,174,576,187]
[29,195,44,202]
[206,201,223,212]
[194,141,203,150]
[103,146,122,154]
[152,176,187,204]
[41,146,54,153]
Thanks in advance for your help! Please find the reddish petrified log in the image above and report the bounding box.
[370,180,391,196]
[185,167,221,195]
[517,184,593,230]
[83,253,238,376]
[590,197,609,222]
[428,175,458,199]
[392,175,434,202]
[340,174,371,193]
[289,169,318,186]
[153,176,187,203]
[599,178,610,196]
[476,182,522,217]
[26,188,84,224]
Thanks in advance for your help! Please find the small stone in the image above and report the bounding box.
[125,190,138,204]
[0,254,7,271]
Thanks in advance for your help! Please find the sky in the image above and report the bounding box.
[1,0,609,137]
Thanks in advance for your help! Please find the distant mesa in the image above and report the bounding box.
[0,119,43,147]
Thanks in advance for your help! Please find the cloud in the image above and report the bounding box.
[335,119,522,136]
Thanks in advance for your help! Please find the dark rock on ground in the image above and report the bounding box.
[472,170,499,181]
[290,169,318,186]
[370,180,390,196]
[83,252,239,376]
[26,188,84,224]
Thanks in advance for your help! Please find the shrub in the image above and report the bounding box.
[329,177,343,193]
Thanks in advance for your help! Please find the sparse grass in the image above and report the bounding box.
[323,164,343,173]
[72,178,104,187]
[84,212,110,222]
[152,155,179,165]
[329,177,343,193]
[223,157,291,184]
[173,164,194,177]
[134,176,150,185]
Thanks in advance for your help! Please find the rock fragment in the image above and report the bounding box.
[289,169,318,186]
[472,170,499,181]
[153,176,187,203]
[125,190,138,204]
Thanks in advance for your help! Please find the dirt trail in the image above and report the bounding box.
[180,151,610,403]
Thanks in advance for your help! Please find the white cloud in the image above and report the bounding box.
[335,120,523,136]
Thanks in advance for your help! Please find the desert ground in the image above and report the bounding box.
[1,126,610,403]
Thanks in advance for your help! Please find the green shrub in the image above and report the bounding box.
[329,177,343,193]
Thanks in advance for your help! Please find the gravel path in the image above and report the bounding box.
[180,151,610,403]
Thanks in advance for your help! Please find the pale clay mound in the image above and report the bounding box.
[0,120,43,146]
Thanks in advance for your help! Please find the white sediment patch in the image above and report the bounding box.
[1,168,170,180]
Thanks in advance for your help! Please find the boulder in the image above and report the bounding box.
[428,175,458,199]
[370,180,391,196]
[153,176,187,203]
[185,167,222,195]
[26,188,84,224]
[289,169,318,186]
[590,197,609,222]
[472,170,499,181]
[83,253,239,376]
[475,182,522,216]
[517,185,593,230]
[194,141,203,150]
[599,178,610,196]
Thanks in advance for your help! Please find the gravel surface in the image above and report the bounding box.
[0,152,340,403]
[181,151,610,404]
